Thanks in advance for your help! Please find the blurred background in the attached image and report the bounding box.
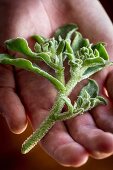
[0,0,113,169]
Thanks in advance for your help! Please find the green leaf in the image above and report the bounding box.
[94,49,100,57]
[92,43,109,60]
[32,35,45,44]
[82,90,90,99]
[76,80,106,111]
[34,42,42,53]
[42,43,49,52]
[81,79,99,98]
[65,28,76,40]
[54,23,78,40]
[82,65,104,79]
[76,96,91,111]
[87,79,99,97]
[56,40,65,55]
[83,57,105,67]
[65,40,74,54]
[54,55,59,65]
[0,53,13,60]
[76,96,84,108]
[82,61,112,80]
[49,38,57,54]
[90,97,107,108]
[5,38,37,57]
[64,52,75,63]
[38,52,52,64]
[37,52,60,70]
[82,101,91,111]
[72,32,90,52]
[0,54,33,70]
[96,96,107,105]
[61,95,73,113]
[0,54,65,92]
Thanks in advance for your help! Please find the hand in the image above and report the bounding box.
[0,0,113,167]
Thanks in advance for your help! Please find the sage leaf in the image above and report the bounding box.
[65,28,76,40]
[82,61,111,79]
[56,40,65,55]
[83,57,105,67]
[32,35,45,44]
[55,23,78,40]
[5,38,37,57]
[80,79,99,98]
[61,95,73,113]
[90,97,107,108]
[96,96,107,105]
[65,40,73,54]
[37,52,52,64]
[34,42,42,53]
[72,32,90,52]
[0,54,65,92]
[92,43,109,60]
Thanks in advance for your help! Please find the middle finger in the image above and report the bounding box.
[65,112,113,159]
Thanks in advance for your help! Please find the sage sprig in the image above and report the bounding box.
[0,23,111,154]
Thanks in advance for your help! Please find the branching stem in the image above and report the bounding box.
[21,74,81,154]
[0,23,109,155]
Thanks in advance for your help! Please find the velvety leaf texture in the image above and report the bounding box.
[55,23,78,40]
[5,38,37,57]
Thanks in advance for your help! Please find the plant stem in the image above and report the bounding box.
[21,74,81,154]
[31,65,66,92]
[56,109,83,121]
[55,53,65,84]
[55,68,65,84]
[21,114,55,154]
[21,93,65,154]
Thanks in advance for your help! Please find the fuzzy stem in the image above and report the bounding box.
[21,74,81,154]
[56,109,83,121]
[55,53,65,84]
[21,115,55,154]
[55,68,65,84]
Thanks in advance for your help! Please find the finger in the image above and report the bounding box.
[0,65,27,134]
[19,91,88,167]
[0,87,27,134]
[90,99,113,133]
[15,69,57,126]
[16,71,88,167]
[66,113,113,159]
[105,69,113,100]
[37,115,89,167]
[90,69,113,132]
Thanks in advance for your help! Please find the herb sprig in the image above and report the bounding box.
[0,24,111,154]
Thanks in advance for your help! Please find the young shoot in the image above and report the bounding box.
[0,23,112,154]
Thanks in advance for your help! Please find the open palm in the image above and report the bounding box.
[0,0,113,167]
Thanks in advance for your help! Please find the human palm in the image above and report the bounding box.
[0,0,113,167]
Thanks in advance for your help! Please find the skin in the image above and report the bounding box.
[0,0,113,167]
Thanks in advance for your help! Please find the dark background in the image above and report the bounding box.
[0,0,113,169]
